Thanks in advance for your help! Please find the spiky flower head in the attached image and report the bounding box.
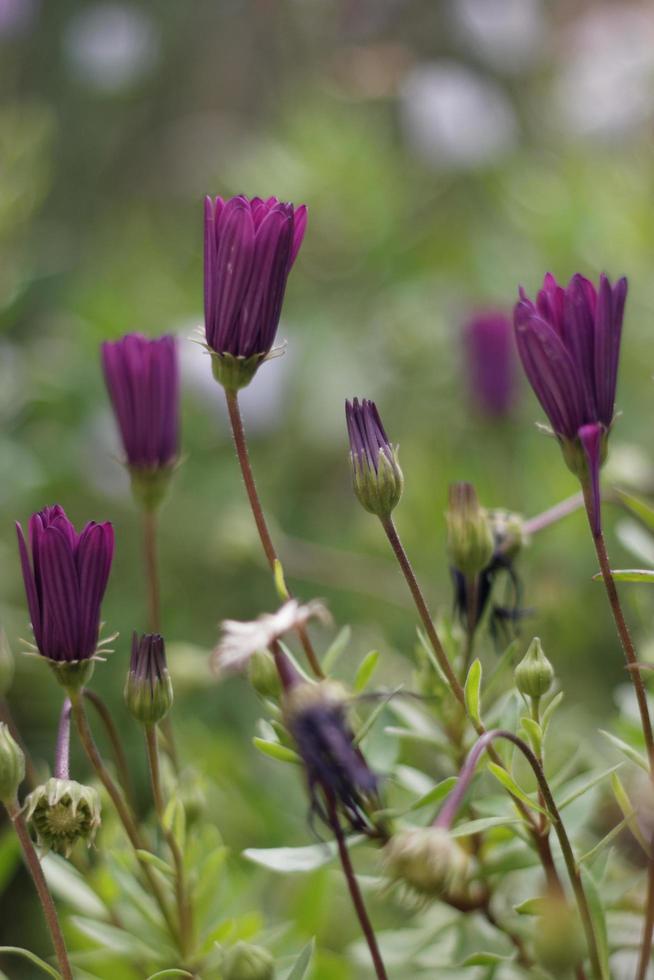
[223,942,274,980]
[514,637,554,700]
[514,272,627,533]
[24,777,101,856]
[16,505,114,689]
[345,398,403,518]
[204,194,307,390]
[446,482,494,579]
[0,724,24,803]
[101,333,180,511]
[384,826,468,898]
[124,633,173,725]
[464,309,516,418]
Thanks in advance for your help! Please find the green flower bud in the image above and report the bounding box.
[125,633,173,725]
[0,630,14,696]
[248,649,282,700]
[24,778,101,856]
[384,827,468,897]
[346,399,403,518]
[0,724,25,804]
[446,483,494,578]
[514,637,554,699]
[223,942,275,980]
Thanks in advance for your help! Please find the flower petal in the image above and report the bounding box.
[75,523,114,658]
[16,522,42,650]
[39,526,80,661]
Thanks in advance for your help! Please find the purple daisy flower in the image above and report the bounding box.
[463,310,516,418]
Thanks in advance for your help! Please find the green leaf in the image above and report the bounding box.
[285,938,315,979]
[322,626,351,673]
[70,916,164,959]
[464,659,482,725]
[578,816,633,865]
[460,952,514,966]
[354,650,380,693]
[487,763,549,816]
[354,686,403,746]
[134,850,175,878]
[592,568,654,583]
[580,868,611,980]
[520,716,542,756]
[0,828,20,896]
[514,897,546,916]
[147,972,194,979]
[599,730,649,772]
[557,764,623,810]
[450,815,522,838]
[41,854,107,917]
[0,948,61,979]
[273,558,290,601]
[616,490,654,531]
[244,838,364,873]
[408,777,458,812]
[540,691,564,733]
[611,771,650,854]
[252,737,301,765]
[483,639,520,701]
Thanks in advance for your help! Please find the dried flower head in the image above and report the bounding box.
[345,397,403,518]
[16,506,114,688]
[204,194,307,390]
[24,777,101,856]
[212,599,331,674]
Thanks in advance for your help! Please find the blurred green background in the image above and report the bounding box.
[3,0,654,974]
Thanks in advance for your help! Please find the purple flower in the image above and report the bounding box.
[101,333,179,472]
[203,194,307,388]
[463,310,516,418]
[514,272,627,441]
[345,398,403,517]
[16,505,114,663]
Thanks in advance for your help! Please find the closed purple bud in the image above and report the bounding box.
[346,398,403,517]
[464,310,516,418]
[16,506,114,684]
[101,333,180,510]
[203,194,307,390]
[125,632,173,724]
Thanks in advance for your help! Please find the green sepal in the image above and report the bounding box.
[210,350,265,391]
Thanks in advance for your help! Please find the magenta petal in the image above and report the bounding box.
[39,526,80,661]
[76,523,114,657]
[212,200,255,354]
[289,205,308,268]
[16,522,42,649]
[594,275,627,427]
[579,423,603,535]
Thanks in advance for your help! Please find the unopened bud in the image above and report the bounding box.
[533,896,585,973]
[446,483,494,578]
[223,941,274,980]
[384,827,468,897]
[346,398,403,518]
[515,637,554,699]
[0,724,24,803]
[125,633,173,725]
[248,649,282,700]
[24,778,101,856]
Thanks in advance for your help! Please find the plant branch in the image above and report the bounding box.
[82,690,134,806]
[55,699,71,781]
[224,388,324,678]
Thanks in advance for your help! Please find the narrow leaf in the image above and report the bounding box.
[541,691,564,733]
[616,490,654,531]
[322,625,351,673]
[514,897,546,916]
[147,972,194,979]
[135,850,175,878]
[355,686,403,746]
[244,837,364,873]
[285,938,315,979]
[520,716,542,756]
[252,738,301,765]
[599,730,648,772]
[578,816,633,865]
[557,764,623,810]
[354,650,380,693]
[0,948,60,979]
[464,659,483,725]
[611,771,650,854]
[450,815,522,838]
[592,569,654,583]
[273,558,290,601]
[580,868,611,980]
[487,763,549,816]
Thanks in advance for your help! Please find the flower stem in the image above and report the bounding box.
[581,483,654,767]
[325,791,388,980]
[522,491,585,536]
[6,799,73,980]
[82,689,134,806]
[141,507,179,771]
[55,699,71,780]
[69,692,179,943]
[224,388,324,679]
[636,837,654,980]
[144,724,193,959]
[436,729,603,980]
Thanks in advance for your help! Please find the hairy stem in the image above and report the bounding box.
[7,800,73,980]
[145,724,193,958]
[435,729,602,980]
[83,689,134,806]
[70,693,179,942]
[55,699,71,780]
[224,388,324,678]
[325,792,388,980]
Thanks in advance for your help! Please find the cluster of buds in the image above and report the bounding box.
[24,778,101,857]
[384,826,468,899]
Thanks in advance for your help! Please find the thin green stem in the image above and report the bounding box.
[224,387,324,679]
[7,800,73,980]
[69,692,179,943]
[636,836,654,980]
[82,689,134,807]
[325,792,388,980]
[145,725,193,958]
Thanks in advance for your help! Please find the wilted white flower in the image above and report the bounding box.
[212,599,331,674]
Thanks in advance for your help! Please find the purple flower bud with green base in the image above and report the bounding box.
[124,632,173,725]
[101,333,180,512]
[346,398,403,518]
[16,506,114,690]
[464,310,516,418]
[204,194,307,391]
[514,272,627,532]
